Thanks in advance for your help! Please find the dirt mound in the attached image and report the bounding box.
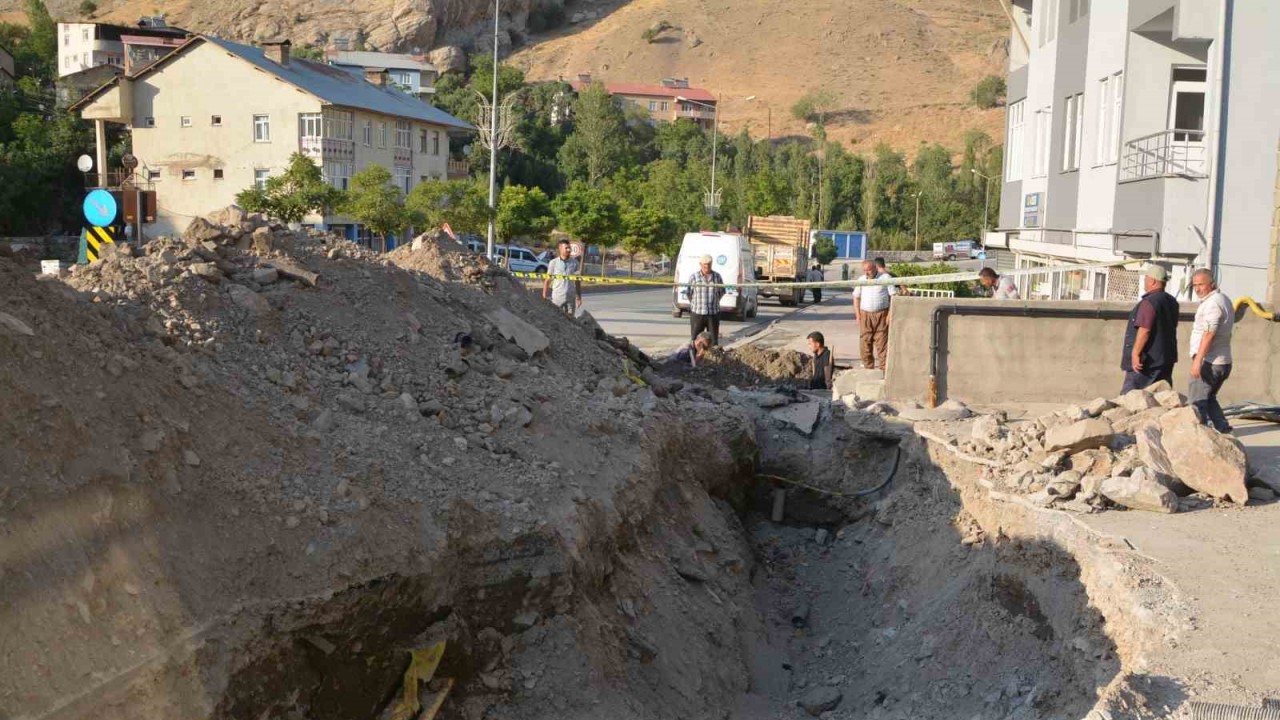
[667,345,812,388]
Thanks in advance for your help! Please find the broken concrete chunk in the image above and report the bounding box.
[189,262,223,283]
[485,308,550,357]
[1101,468,1178,513]
[1135,425,1176,478]
[1043,417,1114,453]
[1158,407,1249,504]
[252,268,279,285]
[771,400,822,436]
[0,311,35,337]
[263,258,319,287]
[971,415,1004,443]
[1116,389,1159,413]
[1154,390,1186,409]
[227,284,273,315]
[1084,397,1115,417]
[799,686,843,716]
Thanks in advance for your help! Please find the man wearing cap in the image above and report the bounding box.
[686,255,726,345]
[1120,264,1180,393]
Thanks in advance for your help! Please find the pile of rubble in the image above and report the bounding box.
[871,382,1267,515]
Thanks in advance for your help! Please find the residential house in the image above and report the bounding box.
[0,45,14,88]
[57,64,121,109]
[57,18,187,77]
[994,0,1280,304]
[71,36,472,242]
[568,75,717,130]
[326,50,439,97]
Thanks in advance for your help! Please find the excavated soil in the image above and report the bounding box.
[0,221,1184,720]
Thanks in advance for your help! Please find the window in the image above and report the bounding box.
[182,169,196,181]
[420,128,429,153]
[378,122,387,148]
[211,115,222,127]
[64,32,69,46]
[254,169,270,190]
[661,101,668,111]
[432,130,440,156]
[181,116,192,128]
[1062,94,1083,172]
[1095,72,1123,165]
[299,112,323,139]
[323,162,352,191]
[1033,106,1052,177]
[1170,67,1207,142]
[147,169,161,181]
[213,169,224,180]
[323,109,354,140]
[362,120,373,146]
[1006,101,1026,181]
[395,120,411,149]
[1069,0,1089,23]
[82,28,90,41]
[393,166,411,194]
[390,70,414,88]
[253,114,271,142]
[144,116,155,127]
[1038,0,1059,46]
[648,100,657,111]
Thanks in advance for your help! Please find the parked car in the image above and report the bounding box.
[465,241,549,273]
[932,240,983,261]
[671,231,759,321]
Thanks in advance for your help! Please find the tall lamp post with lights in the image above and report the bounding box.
[676,95,720,217]
[971,168,996,240]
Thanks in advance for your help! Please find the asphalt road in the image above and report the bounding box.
[583,287,839,356]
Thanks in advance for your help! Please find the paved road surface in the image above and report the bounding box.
[584,287,825,356]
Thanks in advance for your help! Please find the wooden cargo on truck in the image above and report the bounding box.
[747,215,812,306]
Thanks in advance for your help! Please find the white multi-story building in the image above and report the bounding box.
[325,51,439,98]
[57,18,186,77]
[71,37,472,242]
[993,0,1280,304]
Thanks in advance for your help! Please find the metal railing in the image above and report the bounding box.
[447,158,470,179]
[1119,129,1207,182]
[908,288,956,298]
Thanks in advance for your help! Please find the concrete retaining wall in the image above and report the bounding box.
[884,296,1280,405]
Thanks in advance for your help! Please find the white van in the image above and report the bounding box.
[671,232,759,321]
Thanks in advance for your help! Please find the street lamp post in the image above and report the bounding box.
[971,168,995,240]
[913,191,923,254]
[678,95,719,217]
[486,0,501,260]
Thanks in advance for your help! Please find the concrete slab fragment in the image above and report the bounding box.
[772,400,821,435]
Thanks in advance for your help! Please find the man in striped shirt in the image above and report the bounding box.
[686,255,725,345]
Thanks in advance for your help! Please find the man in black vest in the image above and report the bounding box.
[1121,264,1180,393]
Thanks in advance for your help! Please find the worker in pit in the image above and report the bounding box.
[977,267,1020,299]
[1120,264,1179,394]
[807,331,834,390]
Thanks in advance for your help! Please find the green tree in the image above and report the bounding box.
[78,0,97,16]
[812,236,838,265]
[234,152,344,224]
[791,88,838,139]
[863,144,913,237]
[406,179,490,235]
[970,75,1007,109]
[21,0,56,80]
[619,206,677,275]
[559,82,629,186]
[552,181,621,244]
[496,184,555,244]
[341,166,409,243]
[291,44,324,61]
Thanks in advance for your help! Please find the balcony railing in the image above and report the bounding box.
[393,146,413,166]
[299,136,355,162]
[447,158,470,179]
[1119,129,1207,183]
[675,107,716,120]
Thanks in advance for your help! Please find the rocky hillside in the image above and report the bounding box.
[10,0,1010,152]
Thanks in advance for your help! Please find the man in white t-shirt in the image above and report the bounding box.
[978,267,1020,299]
[1188,268,1233,433]
[852,259,896,371]
[542,239,582,316]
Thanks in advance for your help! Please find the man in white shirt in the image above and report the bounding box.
[978,268,1020,299]
[852,259,896,371]
[1188,268,1234,433]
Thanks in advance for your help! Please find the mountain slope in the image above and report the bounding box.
[512,0,1010,152]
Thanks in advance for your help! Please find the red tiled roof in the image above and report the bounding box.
[570,81,716,103]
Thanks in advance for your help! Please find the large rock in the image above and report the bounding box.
[428,45,468,74]
[799,686,843,716]
[1101,469,1179,513]
[1116,389,1159,413]
[263,258,319,287]
[771,400,822,436]
[1043,417,1114,453]
[0,311,35,337]
[832,368,883,400]
[206,205,248,228]
[1158,407,1249,504]
[1135,425,1175,477]
[486,308,550,356]
[227,284,273,316]
[183,216,225,244]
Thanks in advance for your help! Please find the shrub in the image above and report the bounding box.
[79,0,97,15]
[971,75,1007,109]
[641,20,673,43]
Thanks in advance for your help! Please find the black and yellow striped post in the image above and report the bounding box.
[82,225,117,262]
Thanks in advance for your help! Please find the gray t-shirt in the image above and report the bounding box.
[1190,289,1233,365]
[547,257,578,305]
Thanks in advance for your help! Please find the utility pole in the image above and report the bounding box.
[972,168,995,239]
[914,191,923,254]
[485,0,500,261]
[679,95,720,216]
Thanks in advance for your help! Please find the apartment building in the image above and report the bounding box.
[57,19,186,77]
[994,0,1280,304]
[71,36,472,239]
[326,50,439,97]
[568,75,717,130]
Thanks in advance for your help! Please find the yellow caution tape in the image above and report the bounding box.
[513,258,1139,290]
[389,641,452,720]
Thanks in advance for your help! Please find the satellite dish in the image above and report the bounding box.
[462,144,473,156]
[77,154,93,173]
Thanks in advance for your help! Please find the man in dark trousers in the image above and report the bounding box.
[686,254,725,345]
[1121,264,1180,393]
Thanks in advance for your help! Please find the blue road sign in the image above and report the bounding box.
[83,189,117,227]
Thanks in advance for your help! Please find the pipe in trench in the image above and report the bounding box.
[927,304,1198,407]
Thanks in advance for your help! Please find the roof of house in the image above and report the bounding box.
[72,35,471,131]
[569,80,716,103]
[327,50,436,73]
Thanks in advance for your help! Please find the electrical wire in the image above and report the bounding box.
[757,444,902,498]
